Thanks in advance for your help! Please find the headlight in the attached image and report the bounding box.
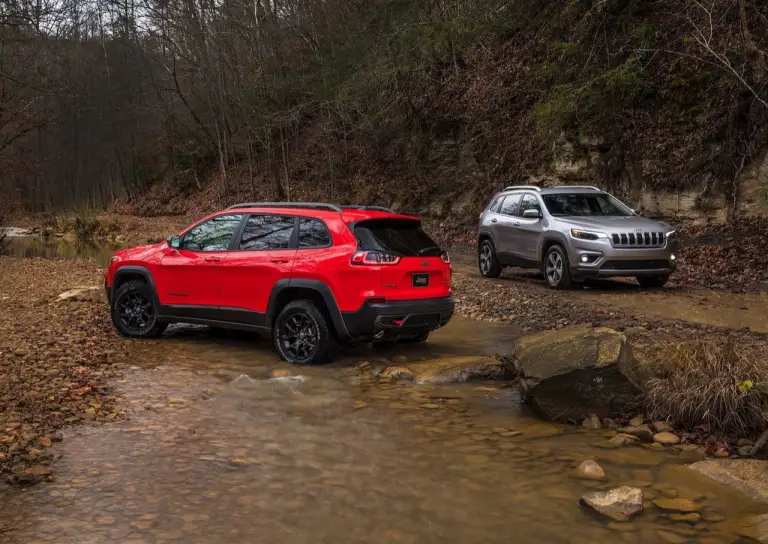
[570,229,607,241]
[110,255,121,265]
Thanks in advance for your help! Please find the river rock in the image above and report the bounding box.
[513,326,642,421]
[580,486,644,521]
[629,416,645,427]
[378,366,414,381]
[619,425,654,443]
[410,356,509,385]
[571,460,606,480]
[652,498,700,512]
[583,415,602,429]
[56,286,104,302]
[654,432,681,445]
[653,421,673,433]
[669,513,701,522]
[735,513,768,542]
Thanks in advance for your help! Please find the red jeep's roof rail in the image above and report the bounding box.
[226,202,343,212]
[340,205,395,213]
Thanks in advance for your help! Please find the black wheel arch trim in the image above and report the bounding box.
[538,233,568,262]
[266,279,350,339]
[112,266,161,309]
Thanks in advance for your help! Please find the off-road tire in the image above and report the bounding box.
[636,275,669,289]
[478,239,502,278]
[543,245,576,290]
[111,280,167,338]
[273,300,337,364]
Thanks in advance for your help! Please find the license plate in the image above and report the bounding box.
[412,273,430,288]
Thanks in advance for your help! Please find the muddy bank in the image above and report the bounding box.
[0,257,130,484]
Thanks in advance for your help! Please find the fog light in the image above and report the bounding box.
[581,255,589,263]
[670,254,676,261]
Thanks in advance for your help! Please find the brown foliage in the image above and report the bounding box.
[645,341,768,437]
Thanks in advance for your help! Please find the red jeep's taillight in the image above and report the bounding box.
[351,250,402,265]
[440,251,451,264]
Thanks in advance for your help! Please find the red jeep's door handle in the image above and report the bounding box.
[271,259,291,264]
[491,218,498,223]
[204,256,221,263]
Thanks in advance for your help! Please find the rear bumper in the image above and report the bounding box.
[341,297,454,340]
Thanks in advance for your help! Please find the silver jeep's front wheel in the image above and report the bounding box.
[543,245,575,290]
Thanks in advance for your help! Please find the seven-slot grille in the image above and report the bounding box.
[611,231,665,248]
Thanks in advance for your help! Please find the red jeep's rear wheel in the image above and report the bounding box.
[274,300,337,364]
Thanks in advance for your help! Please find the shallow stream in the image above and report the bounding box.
[1,235,766,543]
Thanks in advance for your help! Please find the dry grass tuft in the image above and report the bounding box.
[645,341,768,437]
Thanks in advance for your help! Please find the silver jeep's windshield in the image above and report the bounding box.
[542,193,633,217]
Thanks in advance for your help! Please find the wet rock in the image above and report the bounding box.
[580,486,644,521]
[656,530,688,544]
[653,421,673,433]
[598,434,640,448]
[513,326,642,421]
[38,436,52,448]
[652,498,699,513]
[739,445,755,457]
[669,512,701,522]
[734,513,768,543]
[378,366,414,381]
[352,401,367,410]
[270,369,293,379]
[643,442,667,452]
[411,356,509,385]
[654,432,681,445]
[571,460,606,480]
[629,416,645,427]
[583,415,602,429]
[603,418,618,428]
[619,425,654,443]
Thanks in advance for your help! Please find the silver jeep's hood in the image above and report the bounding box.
[553,216,673,232]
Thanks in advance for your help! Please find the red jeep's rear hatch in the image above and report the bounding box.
[352,218,451,301]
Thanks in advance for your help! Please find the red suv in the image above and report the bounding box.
[106,203,454,364]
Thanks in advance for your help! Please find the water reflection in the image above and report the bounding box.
[6,236,128,267]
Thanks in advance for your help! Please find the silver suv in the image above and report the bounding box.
[477,186,679,289]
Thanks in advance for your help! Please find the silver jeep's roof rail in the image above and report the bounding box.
[553,185,601,191]
[503,185,541,192]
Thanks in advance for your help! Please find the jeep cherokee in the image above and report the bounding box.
[477,186,679,289]
[106,203,453,364]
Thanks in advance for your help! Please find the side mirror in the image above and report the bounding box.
[522,209,542,219]
[167,235,181,249]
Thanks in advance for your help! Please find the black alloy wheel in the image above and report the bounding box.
[273,300,336,364]
[279,312,320,362]
[111,280,167,338]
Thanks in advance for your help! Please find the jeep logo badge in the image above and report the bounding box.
[420,260,430,266]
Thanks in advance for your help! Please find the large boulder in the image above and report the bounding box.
[514,326,642,422]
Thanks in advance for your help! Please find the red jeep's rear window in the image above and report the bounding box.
[354,219,441,256]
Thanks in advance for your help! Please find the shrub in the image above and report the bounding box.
[645,341,768,437]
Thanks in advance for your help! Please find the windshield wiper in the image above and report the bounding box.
[417,245,441,256]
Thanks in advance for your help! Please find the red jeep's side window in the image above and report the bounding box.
[298,218,331,248]
[239,215,295,250]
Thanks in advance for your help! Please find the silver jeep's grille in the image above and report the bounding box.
[611,232,665,248]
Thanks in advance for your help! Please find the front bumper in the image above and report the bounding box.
[567,237,679,278]
[341,297,454,340]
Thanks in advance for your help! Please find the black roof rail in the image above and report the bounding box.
[226,202,343,212]
[341,205,395,213]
